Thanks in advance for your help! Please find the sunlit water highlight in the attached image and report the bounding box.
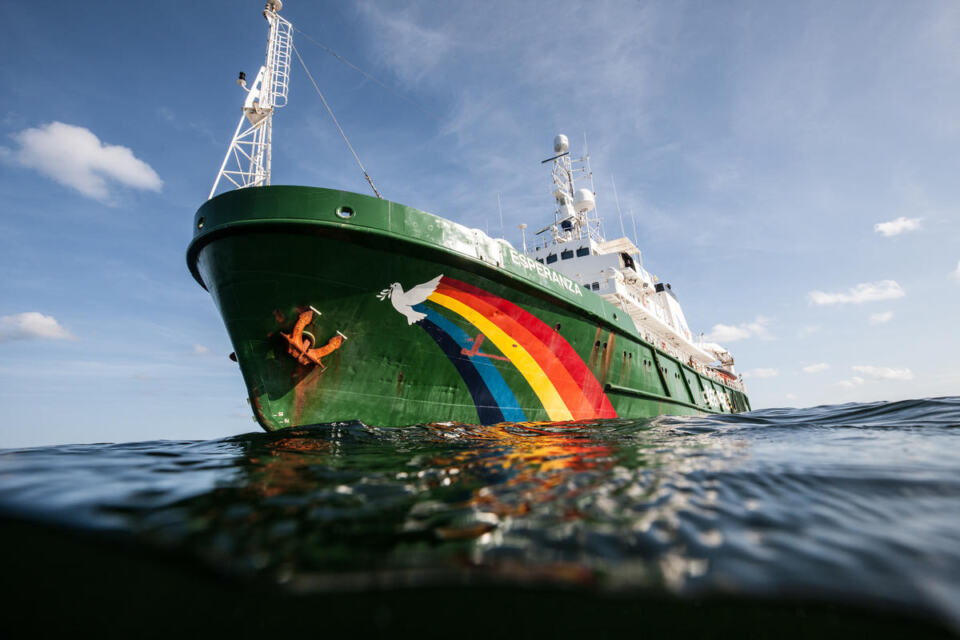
[1,397,959,631]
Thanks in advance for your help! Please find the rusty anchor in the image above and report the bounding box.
[280,308,346,369]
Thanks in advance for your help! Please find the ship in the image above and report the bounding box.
[187,2,750,431]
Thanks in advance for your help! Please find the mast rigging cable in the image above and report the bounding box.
[292,42,382,199]
[292,26,438,121]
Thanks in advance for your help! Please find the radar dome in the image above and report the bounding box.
[553,134,569,154]
[574,188,595,213]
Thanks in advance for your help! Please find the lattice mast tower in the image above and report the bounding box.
[209,1,293,199]
[541,134,603,245]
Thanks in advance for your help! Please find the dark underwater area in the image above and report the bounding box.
[1,396,959,638]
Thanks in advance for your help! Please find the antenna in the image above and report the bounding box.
[583,131,599,219]
[611,176,626,237]
[518,223,527,253]
[209,2,293,199]
[497,192,505,239]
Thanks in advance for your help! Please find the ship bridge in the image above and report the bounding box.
[525,134,743,389]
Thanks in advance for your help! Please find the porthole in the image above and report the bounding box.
[196,217,205,230]
[336,206,355,219]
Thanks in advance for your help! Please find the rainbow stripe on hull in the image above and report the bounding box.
[414,276,618,424]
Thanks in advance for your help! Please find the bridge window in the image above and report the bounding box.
[576,247,590,257]
[561,249,574,260]
[591,282,599,291]
[546,253,558,264]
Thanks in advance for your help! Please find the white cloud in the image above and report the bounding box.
[874,217,922,237]
[851,365,914,381]
[0,312,74,342]
[838,365,913,388]
[802,363,830,374]
[743,368,778,379]
[797,325,821,338]
[703,324,749,342]
[703,315,772,343]
[808,280,905,305]
[953,261,960,282]
[4,122,162,202]
[192,344,210,355]
[869,311,893,324]
[356,4,453,85]
[838,376,865,388]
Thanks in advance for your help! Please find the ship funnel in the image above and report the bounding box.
[554,134,569,154]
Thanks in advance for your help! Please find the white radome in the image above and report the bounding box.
[574,188,595,213]
[554,134,569,154]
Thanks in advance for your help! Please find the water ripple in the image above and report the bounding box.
[1,396,959,631]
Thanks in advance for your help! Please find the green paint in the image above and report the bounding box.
[188,186,750,430]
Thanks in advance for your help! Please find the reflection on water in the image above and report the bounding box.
[1,398,959,632]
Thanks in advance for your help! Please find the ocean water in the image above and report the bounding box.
[1,397,959,635]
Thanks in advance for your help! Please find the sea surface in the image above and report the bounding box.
[1,397,959,635]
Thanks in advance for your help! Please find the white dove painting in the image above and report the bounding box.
[377,274,443,325]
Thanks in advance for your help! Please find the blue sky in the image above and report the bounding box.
[1,1,958,447]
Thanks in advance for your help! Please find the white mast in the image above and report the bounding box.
[209,1,293,199]
[536,134,602,246]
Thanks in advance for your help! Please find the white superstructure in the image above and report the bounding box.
[531,136,745,391]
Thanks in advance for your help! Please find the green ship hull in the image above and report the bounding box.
[188,186,750,431]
